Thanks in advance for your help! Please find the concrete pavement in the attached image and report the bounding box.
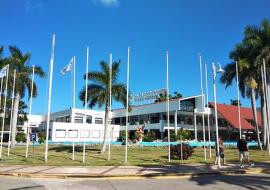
[0,162,270,179]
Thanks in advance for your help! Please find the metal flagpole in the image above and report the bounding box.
[0,77,3,109]
[73,56,76,109]
[72,56,76,161]
[0,65,9,159]
[199,54,206,160]
[212,63,221,168]
[108,53,112,161]
[205,63,212,158]
[83,47,89,163]
[125,47,130,163]
[236,61,242,139]
[25,66,35,158]
[45,34,55,162]
[7,69,16,157]
[166,50,171,162]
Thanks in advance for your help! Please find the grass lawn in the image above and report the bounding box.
[0,144,269,166]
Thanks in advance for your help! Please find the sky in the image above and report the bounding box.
[0,0,270,115]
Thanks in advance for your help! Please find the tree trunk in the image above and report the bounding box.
[251,89,262,150]
[261,97,268,148]
[100,104,109,153]
[11,92,20,148]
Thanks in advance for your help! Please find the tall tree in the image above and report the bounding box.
[79,60,130,153]
[8,46,45,147]
[220,19,270,149]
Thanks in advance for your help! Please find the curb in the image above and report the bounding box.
[0,170,249,180]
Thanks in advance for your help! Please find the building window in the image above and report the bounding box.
[113,117,120,125]
[130,115,138,125]
[74,116,83,123]
[86,116,92,124]
[55,129,66,138]
[80,130,90,138]
[92,130,100,138]
[139,114,148,124]
[66,116,71,123]
[150,113,160,124]
[95,117,103,124]
[68,130,78,138]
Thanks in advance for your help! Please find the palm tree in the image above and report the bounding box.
[8,46,45,147]
[220,19,270,149]
[79,60,130,153]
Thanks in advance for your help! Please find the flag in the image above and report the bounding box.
[60,57,73,75]
[0,65,9,78]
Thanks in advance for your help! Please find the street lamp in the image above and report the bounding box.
[212,63,224,168]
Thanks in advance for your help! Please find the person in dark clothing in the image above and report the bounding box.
[237,134,254,168]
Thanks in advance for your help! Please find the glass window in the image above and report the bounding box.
[55,129,66,138]
[95,117,103,124]
[92,130,100,138]
[139,114,148,124]
[130,115,138,125]
[113,117,120,125]
[74,116,83,123]
[80,130,90,138]
[86,116,92,124]
[150,113,160,124]
[68,130,78,138]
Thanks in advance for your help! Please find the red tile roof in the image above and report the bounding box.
[209,103,261,130]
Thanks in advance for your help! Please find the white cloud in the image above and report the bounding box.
[99,0,119,7]
[24,0,43,13]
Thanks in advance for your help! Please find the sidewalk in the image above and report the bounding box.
[0,163,270,179]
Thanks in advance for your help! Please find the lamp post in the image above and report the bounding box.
[212,63,224,168]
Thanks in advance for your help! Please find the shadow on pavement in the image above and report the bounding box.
[189,174,270,190]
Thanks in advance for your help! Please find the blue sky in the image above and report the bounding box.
[0,0,270,114]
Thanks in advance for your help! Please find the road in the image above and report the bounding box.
[1,174,270,190]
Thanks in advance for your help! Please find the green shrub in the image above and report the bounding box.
[143,131,156,142]
[118,131,129,141]
[179,129,191,140]
[38,132,45,144]
[170,143,194,160]
[16,133,26,143]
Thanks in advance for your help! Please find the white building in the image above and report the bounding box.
[25,95,214,142]
[25,108,120,142]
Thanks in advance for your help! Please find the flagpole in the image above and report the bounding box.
[72,56,76,160]
[25,65,35,158]
[166,50,171,162]
[0,77,3,109]
[125,47,130,163]
[7,69,16,157]
[83,47,89,163]
[205,63,212,158]
[108,53,112,161]
[236,61,242,139]
[0,65,9,159]
[199,53,206,161]
[45,34,55,162]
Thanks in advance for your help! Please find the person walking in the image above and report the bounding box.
[215,137,225,165]
[237,134,254,168]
